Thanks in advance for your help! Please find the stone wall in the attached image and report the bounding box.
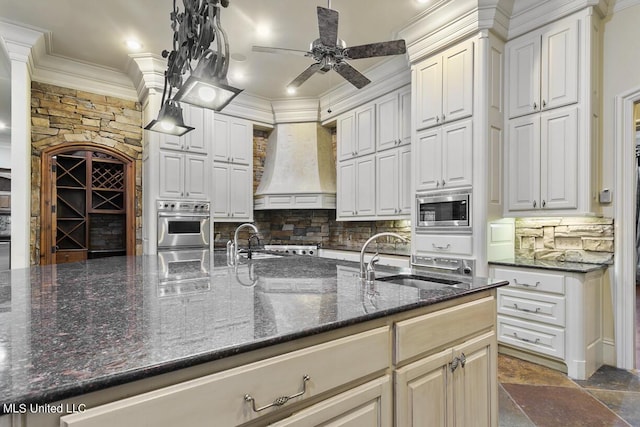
[214,127,410,250]
[515,217,614,264]
[30,82,143,264]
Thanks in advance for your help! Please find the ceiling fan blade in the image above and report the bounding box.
[334,62,371,89]
[288,63,323,88]
[252,45,310,57]
[317,6,339,46]
[345,40,407,59]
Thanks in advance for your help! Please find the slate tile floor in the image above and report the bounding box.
[498,355,640,426]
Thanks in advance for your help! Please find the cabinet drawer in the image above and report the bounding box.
[60,327,390,427]
[498,288,565,327]
[270,376,392,427]
[498,315,565,359]
[492,267,565,294]
[414,234,473,256]
[395,296,494,364]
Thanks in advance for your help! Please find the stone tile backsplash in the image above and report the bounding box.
[515,217,614,264]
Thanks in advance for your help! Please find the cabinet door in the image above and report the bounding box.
[395,348,453,427]
[507,115,540,211]
[377,92,400,152]
[212,162,230,218]
[415,128,442,191]
[159,151,184,198]
[337,160,356,217]
[356,104,376,157]
[337,112,356,161]
[541,21,578,111]
[376,150,399,215]
[356,155,376,216]
[451,332,496,427]
[441,119,473,189]
[399,145,412,214]
[271,376,392,427]
[442,40,474,124]
[399,86,412,146]
[159,132,185,151]
[212,115,230,162]
[184,154,208,199]
[416,55,443,130]
[507,32,541,118]
[229,164,252,219]
[229,118,252,165]
[184,105,207,153]
[540,107,578,209]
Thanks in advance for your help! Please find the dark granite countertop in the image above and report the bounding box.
[489,257,609,273]
[0,251,506,412]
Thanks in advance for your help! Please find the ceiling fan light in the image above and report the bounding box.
[287,87,296,95]
[144,101,194,137]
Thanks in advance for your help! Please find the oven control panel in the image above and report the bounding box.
[157,200,210,213]
[411,255,474,276]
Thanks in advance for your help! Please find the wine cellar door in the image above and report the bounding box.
[41,147,135,265]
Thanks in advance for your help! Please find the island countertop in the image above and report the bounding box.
[0,251,507,412]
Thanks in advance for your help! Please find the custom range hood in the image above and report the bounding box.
[254,122,336,210]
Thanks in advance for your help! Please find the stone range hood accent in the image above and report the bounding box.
[255,122,336,210]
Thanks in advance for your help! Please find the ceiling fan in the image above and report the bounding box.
[252,1,407,90]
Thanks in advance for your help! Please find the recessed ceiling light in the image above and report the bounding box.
[256,24,271,38]
[126,39,143,51]
[287,87,296,95]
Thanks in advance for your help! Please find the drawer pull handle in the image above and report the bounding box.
[513,332,540,345]
[513,279,539,288]
[244,375,310,412]
[513,304,541,314]
[459,352,466,368]
[432,243,451,251]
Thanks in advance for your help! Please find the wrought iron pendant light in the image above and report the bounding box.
[145,0,241,136]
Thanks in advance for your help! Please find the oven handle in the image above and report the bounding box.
[158,213,211,218]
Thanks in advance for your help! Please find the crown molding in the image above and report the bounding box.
[127,53,166,103]
[611,0,640,13]
[0,19,46,74]
[271,98,319,123]
[221,92,275,126]
[508,0,610,38]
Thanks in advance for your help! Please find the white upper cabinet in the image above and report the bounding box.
[508,20,578,119]
[415,119,473,191]
[376,86,411,152]
[507,106,578,211]
[159,151,208,200]
[416,40,473,130]
[376,145,412,216]
[337,104,376,161]
[337,154,376,218]
[212,114,252,165]
[159,104,208,154]
[213,162,253,221]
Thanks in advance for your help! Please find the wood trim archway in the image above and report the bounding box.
[40,142,136,265]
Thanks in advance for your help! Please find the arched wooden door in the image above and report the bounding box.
[40,144,136,265]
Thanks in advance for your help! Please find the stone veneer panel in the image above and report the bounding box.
[214,127,410,250]
[30,82,143,264]
[515,217,614,264]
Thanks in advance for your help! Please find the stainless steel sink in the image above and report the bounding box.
[376,274,470,290]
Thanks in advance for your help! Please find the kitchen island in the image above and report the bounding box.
[0,252,507,426]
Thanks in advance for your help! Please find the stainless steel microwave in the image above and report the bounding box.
[416,189,471,232]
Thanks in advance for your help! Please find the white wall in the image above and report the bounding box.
[600,2,640,366]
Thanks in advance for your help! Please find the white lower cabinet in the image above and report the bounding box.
[490,265,604,379]
[395,332,495,427]
[394,297,497,427]
[212,161,252,221]
[270,376,392,427]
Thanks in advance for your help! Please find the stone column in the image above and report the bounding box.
[0,22,45,268]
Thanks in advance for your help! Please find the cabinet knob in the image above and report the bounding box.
[441,179,445,187]
[441,114,445,122]
[542,200,546,208]
[186,192,189,196]
[542,100,547,108]
[533,102,537,110]
[533,200,537,208]
[231,157,234,162]
[436,181,440,188]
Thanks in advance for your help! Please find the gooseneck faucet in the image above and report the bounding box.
[233,223,259,261]
[359,232,409,281]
